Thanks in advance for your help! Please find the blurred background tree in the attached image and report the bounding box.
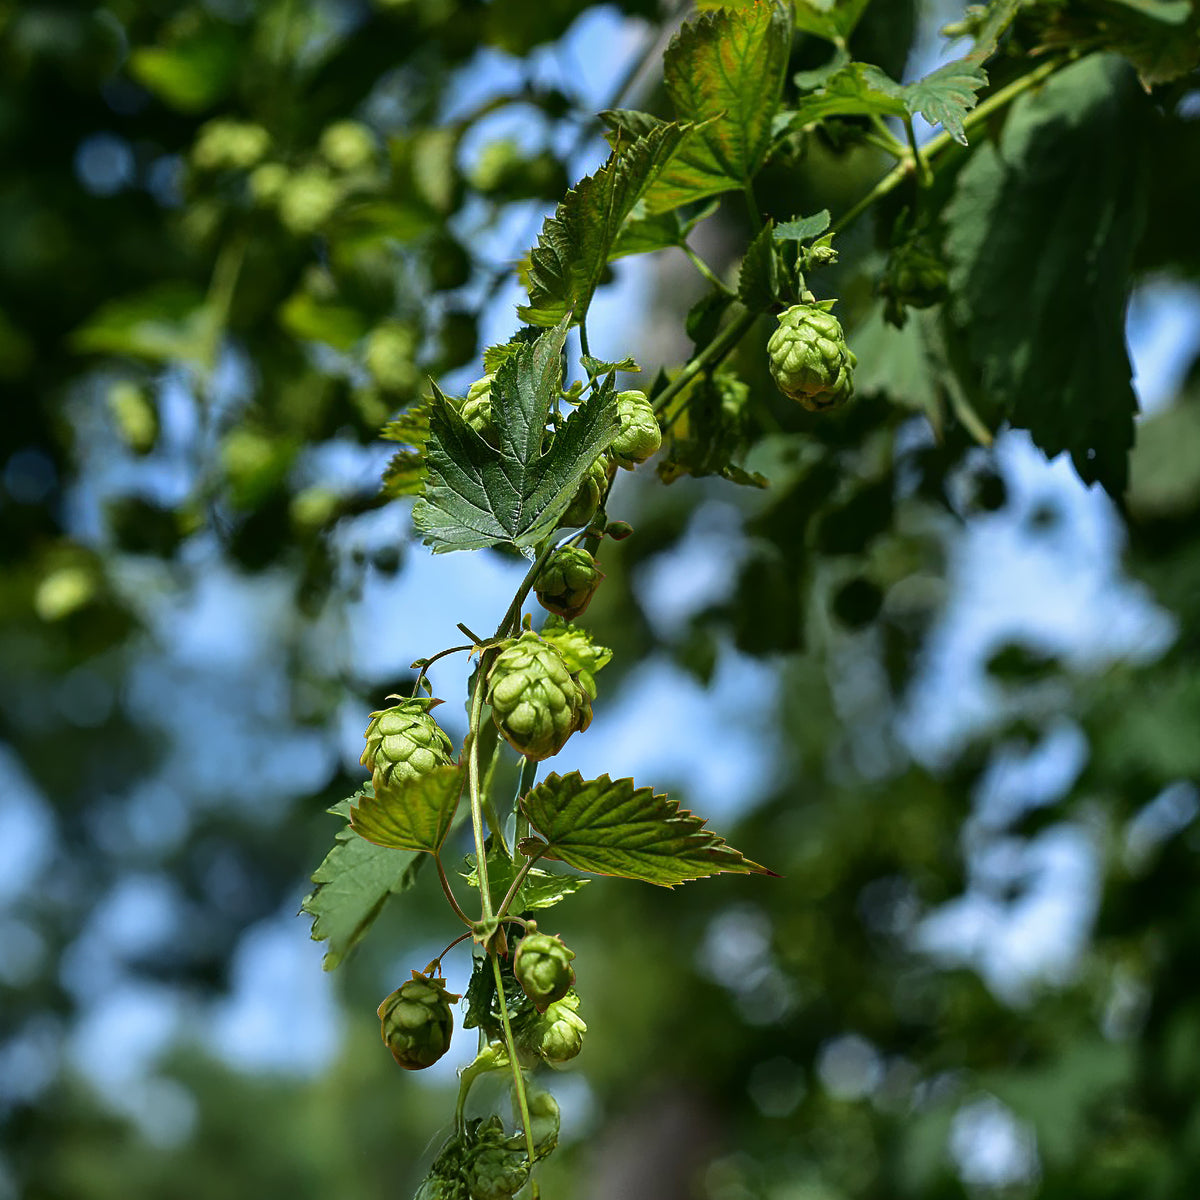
[2,0,1200,1197]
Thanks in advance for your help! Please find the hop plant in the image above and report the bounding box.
[518,992,586,1065]
[467,1120,530,1200]
[534,547,604,620]
[559,457,608,528]
[513,925,576,1012]
[766,301,856,411]
[609,390,662,468]
[378,970,460,1070]
[461,374,500,447]
[361,696,454,788]
[486,631,592,761]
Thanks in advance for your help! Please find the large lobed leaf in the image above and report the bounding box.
[302,797,422,970]
[520,771,776,887]
[519,123,689,327]
[412,320,622,552]
[943,53,1144,495]
[349,764,463,852]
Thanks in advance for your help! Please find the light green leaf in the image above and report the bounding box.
[302,798,422,970]
[774,210,832,242]
[519,123,689,327]
[278,290,369,351]
[412,320,622,552]
[349,765,463,852]
[905,59,988,145]
[791,0,872,42]
[781,61,907,131]
[520,772,776,887]
[380,400,433,498]
[581,353,640,375]
[462,847,589,914]
[640,1,792,212]
[538,616,613,698]
[128,27,239,113]
[609,205,687,259]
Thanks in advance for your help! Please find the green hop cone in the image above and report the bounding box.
[378,970,460,1070]
[486,631,592,761]
[513,924,576,1011]
[609,390,662,469]
[881,241,949,327]
[467,1119,530,1200]
[519,992,586,1065]
[460,374,499,447]
[766,302,856,412]
[534,546,604,621]
[558,457,608,529]
[361,696,454,789]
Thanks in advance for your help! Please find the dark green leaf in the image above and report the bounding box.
[349,765,463,852]
[943,54,1144,495]
[412,321,622,551]
[302,798,422,970]
[519,123,689,327]
[520,772,777,887]
[463,948,532,1039]
[738,221,780,313]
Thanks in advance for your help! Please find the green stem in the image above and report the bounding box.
[491,953,538,1170]
[868,114,907,160]
[682,244,734,295]
[412,643,474,697]
[435,854,474,927]
[579,320,592,363]
[903,114,932,189]
[429,929,474,974]
[652,304,758,416]
[495,842,549,921]
[514,754,538,849]
[467,667,494,923]
[494,540,558,640]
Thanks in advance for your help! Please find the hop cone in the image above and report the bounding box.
[513,925,576,1012]
[378,970,460,1070]
[486,632,592,761]
[361,696,454,789]
[766,302,856,412]
[559,457,608,528]
[534,546,604,621]
[518,992,586,1065]
[881,242,948,327]
[609,390,661,468]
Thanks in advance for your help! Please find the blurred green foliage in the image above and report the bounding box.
[3,0,1200,1198]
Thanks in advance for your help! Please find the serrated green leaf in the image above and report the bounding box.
[943,54,1143,495]
[349,765,463,852]
[905,59,988,146]
[774,210,831,242]
[463,948,533,1039]
[302,797,423,970]
[412,321,622,552]
[538,616,613,698]
[609,205,687,259]
[380,400,432,498]
[463,846,589,914]
[519,123,689,327]
[781,61,907,132]
[738,221,780,312]
[638,1,792,213]
[580,354,640,375]
[520,771,776,887]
